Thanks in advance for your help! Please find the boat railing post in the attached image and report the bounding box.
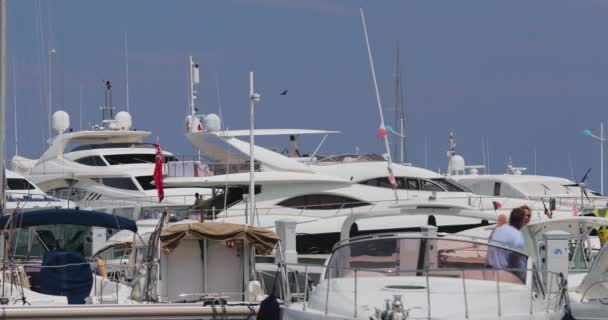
[529,270,534,315]
[496,269,501,317]
[462,269,469,319]
[325,266,331,316]
[546,273,553,313]
[425,268,431,319]
[354,269,358,318]
[303,265,308,311]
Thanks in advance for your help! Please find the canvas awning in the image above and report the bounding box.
[160,222,279,255]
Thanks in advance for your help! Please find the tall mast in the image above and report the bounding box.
[0,0,6,212]
[393,44,406,163]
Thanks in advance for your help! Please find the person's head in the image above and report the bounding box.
[195,192,199,199]
[509,208,526,230]
[496,214,507,227]
[520,205,531,225]
[290,135,296,141]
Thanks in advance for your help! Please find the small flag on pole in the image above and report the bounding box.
[153,143,165,202]
[376,126,388,138]
[387,167,398,190]
[492,201,502,211]
[572,200,578,216]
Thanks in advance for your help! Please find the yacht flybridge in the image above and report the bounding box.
[12,110,208,208]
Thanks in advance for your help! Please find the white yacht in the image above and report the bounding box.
[444,133,608,215]
[12,110,209,209]
[280,209,572,320]
[4,169,65,211]
[165,125,540,253]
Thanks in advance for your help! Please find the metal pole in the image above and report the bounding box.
[0,0,5,212]
[601,122,604,195]
[248,71,255,225]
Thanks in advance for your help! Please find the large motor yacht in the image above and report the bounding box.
[165,123,541,253]
[11,109,208,208]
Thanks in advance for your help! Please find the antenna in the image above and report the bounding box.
[79,84,83,130]
[188,55,200,116]
[101,80,114,121]
[215,73,223,129]
[124,32,130,113]
[481,136,486,174]
[424,136,428,168]
[394,43,406,164]
[533,146,537,175]
[11,58,17,156]
[486,137,491,174]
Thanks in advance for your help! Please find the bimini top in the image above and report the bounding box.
[0,208,138,232]
[160,222,279,255]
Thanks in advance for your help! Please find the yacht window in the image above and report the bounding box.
[100,177,139,191]
[104,154,177,165]
[7,178,35,190]
[431,178,469,192]
[327,237,527,284]
[75,156,107,166]
[405,178,420,190]
[420,179,445,192]
[493,182,501,196]
[360,177,404,189]
[278,194,370,210]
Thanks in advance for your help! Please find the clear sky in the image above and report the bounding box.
[5,0,608,191]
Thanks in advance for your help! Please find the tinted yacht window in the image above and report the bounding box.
[420,179,445,192]
[101,177,139,191]
[104,154,176,165]
[75,156,106,166]
[360,177,403,189]
[431,178,469,192]
[278,194,369,210]
[7,178,35,190]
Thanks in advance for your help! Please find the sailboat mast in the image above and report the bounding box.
[0,0,6,212]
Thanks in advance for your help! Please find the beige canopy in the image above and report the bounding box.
[160,222,280,255]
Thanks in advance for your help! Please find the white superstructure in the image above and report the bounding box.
[4,169,65,211]
[12,110,209,208]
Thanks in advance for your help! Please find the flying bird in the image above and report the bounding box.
[280,90,288,96]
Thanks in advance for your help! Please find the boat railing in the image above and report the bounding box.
[280,262,570,319]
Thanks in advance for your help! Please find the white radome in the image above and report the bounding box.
[52,111,70,134]
[114,111,133,130]
[204,113,221,132]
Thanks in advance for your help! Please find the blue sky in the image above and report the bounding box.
[6,0,608,191]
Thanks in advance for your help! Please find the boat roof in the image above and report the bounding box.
[0,208,138,232]
[39,130,151,162]
[160,222,279,255]
[211,128,340,137]
[524,216,608,240]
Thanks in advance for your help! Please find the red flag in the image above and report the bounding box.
[492,201,502,210]
[376,127,388,138]
[153,143,165,202]
[387,167,398,190]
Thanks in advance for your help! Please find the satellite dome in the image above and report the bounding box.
[449,155,465,176]
[204,113,221,132]
[114,111,132,130]
[52,111,70,134]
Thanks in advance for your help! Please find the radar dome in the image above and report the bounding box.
[204,113,221,132]
[52,111,70,134]
[114,111,132,130]
[449,155,465,176]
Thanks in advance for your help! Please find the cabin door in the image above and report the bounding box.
[205,240,244,301]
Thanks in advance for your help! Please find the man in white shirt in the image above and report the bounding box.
[487,208,527,274]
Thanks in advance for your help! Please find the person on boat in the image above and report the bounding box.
[520,205,532,225]
[287,135,301,157]
[191,193,203,220]
[486,208,526,275]
[489,213,507,238]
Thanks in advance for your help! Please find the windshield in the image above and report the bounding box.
[327,237,527,284]
[431,178,471,192]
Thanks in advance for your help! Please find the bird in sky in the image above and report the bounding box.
[280,90,288,95]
